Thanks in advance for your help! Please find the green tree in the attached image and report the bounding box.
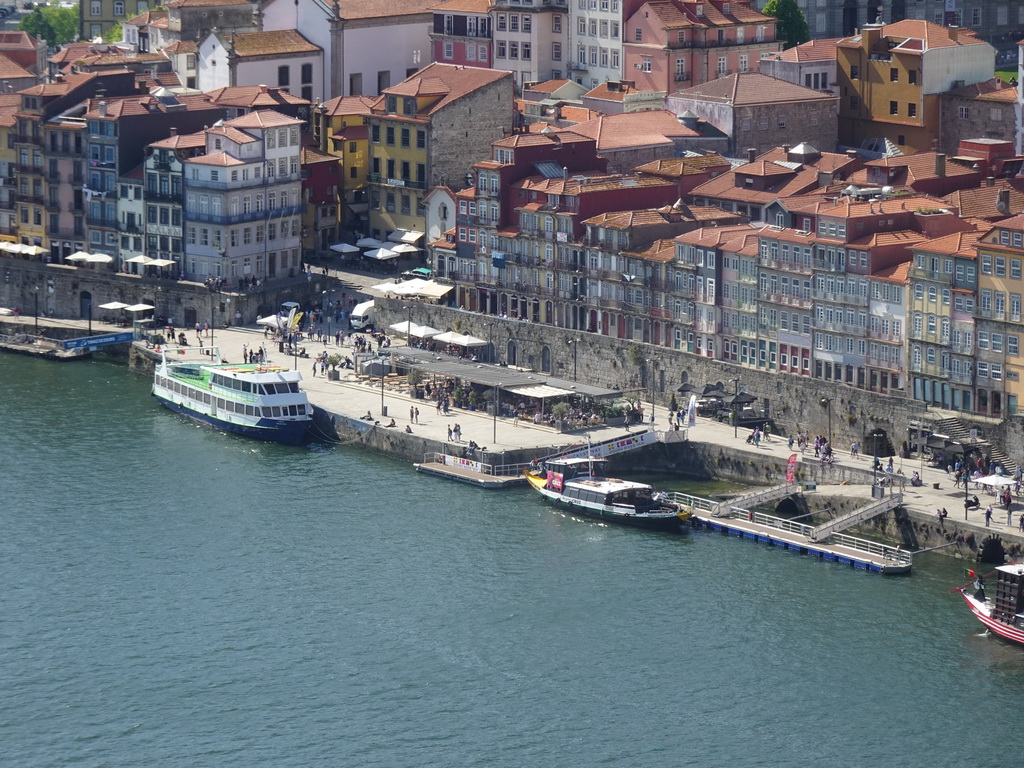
[762,0,810,50]
[19,5,79,47]
[105,19,124,43]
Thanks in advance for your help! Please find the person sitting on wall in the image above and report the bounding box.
[386,418,397,428]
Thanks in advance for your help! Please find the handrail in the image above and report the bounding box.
[662,491,716,512]
[713,482,797,517]
[808,493,902,542]
[423,452,533,477]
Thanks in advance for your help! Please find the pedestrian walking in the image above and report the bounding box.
[850,440,859,458]
[447,425,452,441]
[454,423,462,442]
[410,406,415,423]
[414,407,419,424]
[986,505,993,526]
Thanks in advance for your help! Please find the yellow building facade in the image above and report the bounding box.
[314,95,374,239]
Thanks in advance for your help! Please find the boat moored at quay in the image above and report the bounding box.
[525,457,692,531]
[152,347,311,444]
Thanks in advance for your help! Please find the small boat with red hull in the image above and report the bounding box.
[958,564,1024,645]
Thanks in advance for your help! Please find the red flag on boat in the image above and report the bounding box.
[786,453,798,484]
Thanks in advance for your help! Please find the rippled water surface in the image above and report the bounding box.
[3,355,1022,767]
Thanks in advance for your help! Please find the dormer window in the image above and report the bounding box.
[722,2,729,12]
[695,4,703,15]
[386,95,397,114]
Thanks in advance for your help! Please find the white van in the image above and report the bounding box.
[350,300,375,330]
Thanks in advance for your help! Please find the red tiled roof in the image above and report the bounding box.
[319,94,375,117]
[948,77,1017,102]
[634,153,730,176]
[230,30,320,58]
[872,261,911,282]
[944,181,1024,220]
[562,109,709,149]
[0,53,33,80]
[206,84,309,108]
[224,109,304,129]
[427,0,490,12]
[188,151,245,166]
[837,19,986,51]
[149,132,205,150]
[373,63,511,117]
[161,40,198,54]
[673,72,837,104]
[768,37,840,63]
[912,229,983,256]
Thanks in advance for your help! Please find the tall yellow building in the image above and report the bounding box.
[974,216,1024,417]
[314,95,374,240]
[836,20,994,154]
[0,94,21,245]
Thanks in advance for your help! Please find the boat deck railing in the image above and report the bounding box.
[424,452,534,478]
[725,506,911,567]
[662,491,717,512]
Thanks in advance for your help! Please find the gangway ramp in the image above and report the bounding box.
[808,493,903,542]
[713,482,799,518]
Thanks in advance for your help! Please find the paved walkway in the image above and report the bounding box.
[6,312,1023,537]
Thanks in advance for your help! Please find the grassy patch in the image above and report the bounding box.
[995,69,1017,84]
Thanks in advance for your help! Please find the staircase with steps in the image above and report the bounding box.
[712,482,799,517]
[927,416,1017,475]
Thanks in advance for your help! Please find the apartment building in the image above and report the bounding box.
[429,0,493,69]
[182,110,305,282]
[142,130,206,277]
[313,95,375,240]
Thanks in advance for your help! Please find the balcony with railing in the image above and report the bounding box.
[14,132,43,146]
[950,341,974,355]
[767,291,812,309]
[814,318,864,335]
[816,290,868,307]
[759,256,813,275]
[184,172,301,191]
[87,215,119,229]
[865,354,901,371]
[186,204,304,225]
[867,327,903,343]
[19,193,43,205]
[366,173,427,191]
[950,370,974,384]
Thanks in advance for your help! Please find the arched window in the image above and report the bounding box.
[541,345,551,372]
[507,340,517,366]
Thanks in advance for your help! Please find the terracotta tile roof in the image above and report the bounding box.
[0,53,33,80]
[74,51,166,67]
[557,105,597,122]
[987,213,1024,232]
[84,93,215,119]
[562,109,715,149]
[948,77,1017,102]
[427,0,490,12]
[672,72,837,104]
[188,151,246,166]
[848,229,929,248]
[645,1,694,30]
[634,153,729,176]
[583,81,652,102]
[231,30,320,58]
[19,69,111,97]
[121,163,145,180]
[301,145,336,164]
[0,92,20,128]
[224,109,304,129]
[206,84,309,108]
[149,17,169,28]
[334,0,435,20]
[161,40,198,54]
[319,94,375,117]
[125,10,168,27]
[872,261,911,282]
[912,229,983,256]
[0,31,41,49]
[675,223,762,249]
[333,124,368,141]
[149,132,205,149]
[167,0,249,7]
[837,19,986,51]
[624,238,677,262]
[817,194,947,218]
[768,37,840,63]
[943,181,1024,220]
[50,42,109,65]
[526,78,573,93]
[207,124,259,143]
[374,63,511,116]
[518,173,670,196]
[849,151,978,187]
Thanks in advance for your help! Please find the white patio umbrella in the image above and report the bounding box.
[978,475,1016,487]
[147,258,176,267]
[356,237,383,248]
[330,242,360,254]
[124,303,155,312]
[124,255,152,265]
[411,324,440,339]
[66,251,92,262]
[2,242,27,254]
[98,301,130,310]
[389,320,417,336]
[21,245,47,256]
[364,247,398,260]
[390,242,420,254]
[86,254,114,263]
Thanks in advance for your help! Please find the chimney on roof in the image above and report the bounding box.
[563,166,568,181]
[747,147,756,163]
[98,100,107,117]
[846,149,858,159]
[170,127,177,136]
[987,176,996,187]
[948,26,959,42]
[259,84,268,93]
[997,189,1010,214]
[782,144,791,154]
[935,153,946,178]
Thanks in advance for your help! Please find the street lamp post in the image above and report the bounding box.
[493,382,502,444]
[821,396,834,446]
[731,377,740,439]
[567,338,579,381]
[209,287,217,351]
[646,357,656,425]
[33,286,39,335]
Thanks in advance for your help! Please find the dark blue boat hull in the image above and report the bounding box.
[154,394,309,445]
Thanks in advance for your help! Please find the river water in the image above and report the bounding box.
[3,354,1022,767]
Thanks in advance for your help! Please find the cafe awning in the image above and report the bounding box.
[506,383,575,399]
[433,331,487,347]
[388,229,424,244]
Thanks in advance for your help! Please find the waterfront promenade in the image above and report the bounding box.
[4,313,1021,541]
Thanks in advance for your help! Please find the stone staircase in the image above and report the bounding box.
[927,416,1017,475]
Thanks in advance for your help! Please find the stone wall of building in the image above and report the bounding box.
[380,297,937,456]
[938,92,1018,155]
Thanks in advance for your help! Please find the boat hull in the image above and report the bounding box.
[960,589,1024,645]
[526,473,687,532]
[154,393,310,445]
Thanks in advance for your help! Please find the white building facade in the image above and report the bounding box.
[183,111,305,282]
